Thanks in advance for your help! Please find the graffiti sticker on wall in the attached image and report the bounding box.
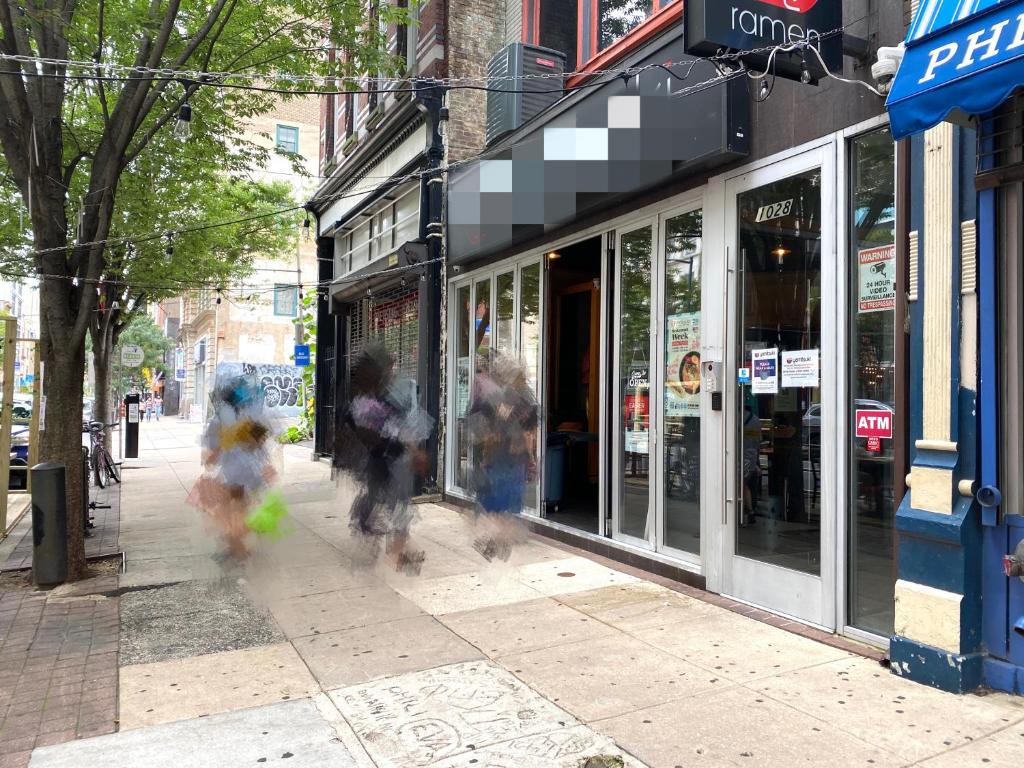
[218,362,305,416]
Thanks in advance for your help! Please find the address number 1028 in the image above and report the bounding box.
[754,199,793,223]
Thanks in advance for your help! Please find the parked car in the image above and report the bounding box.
[0,395,32,422]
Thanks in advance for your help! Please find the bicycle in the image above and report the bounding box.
[84,421,121,488]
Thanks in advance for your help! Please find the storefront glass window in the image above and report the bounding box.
[495,271,516,356]
[618,225,653,540]
[598,0,653,51]
[737,169,822,576]
[848,128,897,636]
[394,187,419,245]
[663,210,702,554]
[474,278,492,358]
[455,284,472,490]
[521,262,542,511]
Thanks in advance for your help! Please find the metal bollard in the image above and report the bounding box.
[31,462,68,586]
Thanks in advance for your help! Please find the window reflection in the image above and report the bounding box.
[619,225,653,540]
[736,170,822,576]
[663,210,702,554]
[455,285,472,489]
[598,0,653,50]
[848,128,897,637]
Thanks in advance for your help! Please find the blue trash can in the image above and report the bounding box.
[544,435,567,506]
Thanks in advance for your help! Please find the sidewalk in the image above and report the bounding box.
[10,418,1024,767]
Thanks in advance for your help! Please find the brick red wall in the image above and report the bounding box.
[447,0,506,161]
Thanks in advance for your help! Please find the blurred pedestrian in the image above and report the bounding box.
[466,351,538,561]
[334,344,432,575]
[155,396,163,420]
[144,397,152,421]
[187,374,279,562]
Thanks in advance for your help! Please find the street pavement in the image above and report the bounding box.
[7,418,1024,767]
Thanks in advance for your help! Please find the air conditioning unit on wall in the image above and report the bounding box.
[486,43,567,146]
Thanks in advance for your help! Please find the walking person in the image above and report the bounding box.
[155,395,163,420]
[466,351,539,561]
[334,343,431,574]
[187,374,278,562]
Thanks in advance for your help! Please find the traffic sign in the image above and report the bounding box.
[294,344,311,367]
[121,344,145,367]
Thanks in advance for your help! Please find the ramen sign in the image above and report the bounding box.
[683,0,842,81]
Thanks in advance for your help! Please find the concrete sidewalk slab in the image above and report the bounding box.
[293,615,482,689]
[440,596,618,657]
[751,656,1024,763]
[514,557,639,597]
[555,582,722,631]
[430,726,646,768]
[916,720,1024,767]
[636,609,853,683]
[244,562,380,602]
[594,684,901,768]
[329,660,607,768]
[29,698,358,767]
[118,642,319,729]
[497,633,726,722]
[266,584,424,639]
[390,570,544,615]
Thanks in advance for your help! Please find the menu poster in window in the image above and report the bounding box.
[665,312,701,418]
[624,364,650,456]
[858,244,896,313]
[456,357,470,416]
[751,348,778,394]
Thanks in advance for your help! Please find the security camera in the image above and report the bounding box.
[871,44,905,95]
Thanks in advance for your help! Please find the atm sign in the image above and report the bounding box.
[855,409,892,439]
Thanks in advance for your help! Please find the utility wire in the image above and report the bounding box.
[0,28,848,89]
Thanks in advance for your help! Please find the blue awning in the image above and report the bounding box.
[887,0,1024,139]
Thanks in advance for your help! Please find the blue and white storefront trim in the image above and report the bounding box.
[887,0,1024,694]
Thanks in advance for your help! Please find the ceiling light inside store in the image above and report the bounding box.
[773,246,790,261]
[547,251,561,260]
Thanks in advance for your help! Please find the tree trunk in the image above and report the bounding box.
[39,277,87,581]
[93,339,112,448]
[91,312,116,450]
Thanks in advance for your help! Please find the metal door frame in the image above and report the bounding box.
[719,142,839,630]
[653,198,708,567]
[612,217,659,550]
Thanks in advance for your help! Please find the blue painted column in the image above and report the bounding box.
[891,123,985,693]
[976,112,1024,694]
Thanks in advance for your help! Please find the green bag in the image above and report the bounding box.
[245,489,291,539]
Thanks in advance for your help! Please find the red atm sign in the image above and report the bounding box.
[855,409,893,439]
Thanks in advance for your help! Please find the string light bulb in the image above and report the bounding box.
[800,48,812,85]
[758,79,769,100]
[302,214,311,240]
[173,101,193,139]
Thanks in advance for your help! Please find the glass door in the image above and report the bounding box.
[658,207,704,558]
[724,147,837,628]
[614,222,656,547]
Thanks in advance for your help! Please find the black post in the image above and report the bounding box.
[124,393,141,458]
[414,83,447,495]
